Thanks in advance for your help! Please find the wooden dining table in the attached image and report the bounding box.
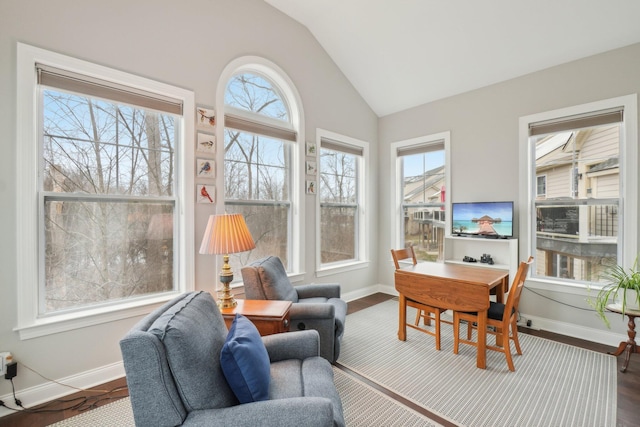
[395,262,509,369]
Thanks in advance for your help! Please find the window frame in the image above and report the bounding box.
[519,94,638,293]
[217,57,304,279]
[315,128,370,275]
[390,131,451,252]
[16,43,195,339]
[536,174,547,197]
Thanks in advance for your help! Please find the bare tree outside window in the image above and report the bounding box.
[42,90,177,313]
[319,148,357,263]
[224,72,292,274]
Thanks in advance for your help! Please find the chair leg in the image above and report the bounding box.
[414,310,422,326]
[466,321,472,340]
[511,318,523,355]
[504,342,515,372]
[435,310,441,351]
[453,312,460,354]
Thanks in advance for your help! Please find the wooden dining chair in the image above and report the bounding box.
[391,246,447,350]
[453,256,534,371]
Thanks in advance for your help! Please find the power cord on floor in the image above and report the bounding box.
[1,363,128,414]
[523,285,597,311]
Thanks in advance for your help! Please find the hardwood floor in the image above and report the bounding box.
[1,292,638,427]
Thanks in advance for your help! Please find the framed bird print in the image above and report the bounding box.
[196,106,216,129]
[197,184,215,204]
[196,158,215,178]
[197,132,216,154]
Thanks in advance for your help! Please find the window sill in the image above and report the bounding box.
[15,292,181,340]
[525,277,599,296]
[316,260,370,277]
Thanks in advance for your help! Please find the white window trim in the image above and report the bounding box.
[390,131,451,250]
[217,56,305,275]
[315,128,370,274]
[518,94,638,292]
[15,43,195,340]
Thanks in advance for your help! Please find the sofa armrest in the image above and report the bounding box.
[185,397,336,427]
[295,283,341,299]
[262,329,320,362]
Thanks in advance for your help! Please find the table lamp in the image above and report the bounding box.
[199,213,255,309]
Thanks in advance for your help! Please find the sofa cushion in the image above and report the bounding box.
[220,314,271,403]
[147,291,236,411]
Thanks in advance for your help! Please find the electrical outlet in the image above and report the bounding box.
[0,352,12,376]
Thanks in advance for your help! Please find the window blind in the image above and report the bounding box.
[225,113,297,142]
[529,107,623,136]
[37,63,183,115]
[320,138,363,156]
[397,140,445,157]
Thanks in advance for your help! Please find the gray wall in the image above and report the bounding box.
[378,42,640,343]
[0,0,377,401]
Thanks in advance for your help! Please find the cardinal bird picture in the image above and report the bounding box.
[196,158,215,177]
[198,185,215,204]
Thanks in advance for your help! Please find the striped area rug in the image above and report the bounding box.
[339,299,617,427]
[47,366,441,426]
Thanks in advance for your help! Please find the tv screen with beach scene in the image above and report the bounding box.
[451,201,514,238]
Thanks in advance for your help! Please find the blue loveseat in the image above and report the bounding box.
[120,291,345,427]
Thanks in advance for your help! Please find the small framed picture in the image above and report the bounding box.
[196,158,215,178]
[306,180,316,195]
[197,132,216,154]
[305,160,317,176]
[196,106,216,129]
[306,141,317,157]
[197,184,215,204]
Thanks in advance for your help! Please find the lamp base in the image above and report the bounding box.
[217,255,237,309]
[217,285,237,309]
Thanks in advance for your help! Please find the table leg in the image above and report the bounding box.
[398,294,407,341]
[608,314,638,373]
[477,310,487,369]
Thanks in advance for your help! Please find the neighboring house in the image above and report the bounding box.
[535,125,619,281]
[403,165,446,260]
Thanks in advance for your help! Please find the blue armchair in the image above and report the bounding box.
[241,256,347,363]
[120,291,344,427]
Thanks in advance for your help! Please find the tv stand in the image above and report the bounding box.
[444,236,518,280]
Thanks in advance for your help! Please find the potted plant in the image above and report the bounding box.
[590,256,640,328]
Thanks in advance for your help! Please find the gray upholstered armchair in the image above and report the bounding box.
[120,291,344,427]
[241,256,347,363]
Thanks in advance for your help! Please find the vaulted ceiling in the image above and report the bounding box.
[265,0,640,117]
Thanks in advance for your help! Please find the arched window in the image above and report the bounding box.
[221,62,302,275]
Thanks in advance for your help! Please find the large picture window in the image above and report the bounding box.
[520,96,638,287]
[393,135,449,263]
[223,69,299,275]
[16,44,194,338]
[318,131,367,267]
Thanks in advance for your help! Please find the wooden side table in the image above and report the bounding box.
[606,303,640,373]
[220,299,292,336]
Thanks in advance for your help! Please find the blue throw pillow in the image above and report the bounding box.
[220,314,270,403]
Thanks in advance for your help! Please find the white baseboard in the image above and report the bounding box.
[517,312,626,348]
[0,361,125,418]
[342,284,397,302]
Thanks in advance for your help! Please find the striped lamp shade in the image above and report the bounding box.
[199,213,256,255]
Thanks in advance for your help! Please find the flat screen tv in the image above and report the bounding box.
[451,201,514,238]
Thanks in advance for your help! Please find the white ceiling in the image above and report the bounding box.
[265,0,640,117]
